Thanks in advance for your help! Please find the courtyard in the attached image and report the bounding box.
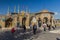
[0,26,60,40]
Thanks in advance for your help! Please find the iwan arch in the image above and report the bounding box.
[0,8,55,28]
[35,10,54,26]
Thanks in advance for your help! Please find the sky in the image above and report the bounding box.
[0,0,60,19]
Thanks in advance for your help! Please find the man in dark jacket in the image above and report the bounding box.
[33,24,37,34]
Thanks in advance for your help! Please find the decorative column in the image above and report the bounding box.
[19,14,22,26]
[25,13,30,28]
[51,15,54,26]
[12,15,17,27]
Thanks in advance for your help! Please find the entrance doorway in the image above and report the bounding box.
[22,17,26,26]
[5,17,13,27]
[43,17,48,24]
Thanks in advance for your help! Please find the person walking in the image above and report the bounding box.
[22,25,26,38]
[11,27,17,35]
[31,16,37,34]
[23,25,26,33]
[33,24,37,34]
[42,22,47,31]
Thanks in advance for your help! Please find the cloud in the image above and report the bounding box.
[54,12,60,19]
[54,12,58,15]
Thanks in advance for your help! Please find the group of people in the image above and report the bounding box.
[30,16,56,34]
[42,22,56,31]
[11,16,56,35]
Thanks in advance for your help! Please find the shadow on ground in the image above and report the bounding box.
[0,29,42,40]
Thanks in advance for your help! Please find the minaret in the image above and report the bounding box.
[7,6,10,16]
[17,5,20,22]
[25,6,29,16]
[18,5,20,13]
[26,6,30,14]
[7,6,9,14]
[14,6,16,13]
[21,5,25,16]
[26,6,28,14]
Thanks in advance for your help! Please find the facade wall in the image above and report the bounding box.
[41,13,51,23]
[35,13,51,23]
[12,15,17,27]
[0,10,54,28]
[25,14,30,27]
[35,10,54,27]
[19,15,22,26]
[0,16,5,28]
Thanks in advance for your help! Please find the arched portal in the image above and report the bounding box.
[43,17,48,24]
[5,17,13,27]
[22,17,26,26]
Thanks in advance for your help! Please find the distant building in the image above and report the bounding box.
[54,19,60,26]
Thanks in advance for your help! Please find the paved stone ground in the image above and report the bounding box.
[32,26,60,40]
[0,28,41,40]
[32,31,60,40]
[0,27,60,40]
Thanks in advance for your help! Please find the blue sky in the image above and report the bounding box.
[0,0,60,19]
